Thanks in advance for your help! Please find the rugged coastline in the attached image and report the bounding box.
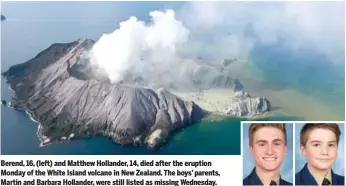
[2,38,271,149]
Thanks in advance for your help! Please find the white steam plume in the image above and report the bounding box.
[88,10,189,84]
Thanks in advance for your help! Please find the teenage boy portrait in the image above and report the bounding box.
[295,123,345,185]
[243,123,293,186]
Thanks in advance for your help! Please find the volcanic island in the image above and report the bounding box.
[2,38,271,150]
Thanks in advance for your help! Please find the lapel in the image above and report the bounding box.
[279,177,287,185]
[331,169,340,185]
[248,167,264,185]
[299,163,319,185]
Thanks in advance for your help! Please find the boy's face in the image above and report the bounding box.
[249,127,287,171]
[300,128,338,171]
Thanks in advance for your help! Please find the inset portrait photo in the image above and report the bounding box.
[242,122,293,186]
[295,123,345,186]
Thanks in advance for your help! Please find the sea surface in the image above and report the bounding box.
[1,2,343,155]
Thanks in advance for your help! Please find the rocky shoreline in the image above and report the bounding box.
[2,38,271,150]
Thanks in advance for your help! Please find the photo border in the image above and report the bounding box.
[240,120,346,185]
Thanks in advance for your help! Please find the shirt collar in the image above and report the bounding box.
[308,165,332,185]
[256,169,281,186]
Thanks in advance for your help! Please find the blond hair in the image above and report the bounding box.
[248,123,287,146]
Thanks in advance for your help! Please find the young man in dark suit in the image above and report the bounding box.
[243,123,293,186]
[295,123,344,185]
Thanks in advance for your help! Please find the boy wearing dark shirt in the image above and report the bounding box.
[295,123,344,185]
[243,123,292,186]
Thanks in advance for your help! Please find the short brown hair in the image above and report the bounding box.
[300,123,341,146]
[248,123,287,146]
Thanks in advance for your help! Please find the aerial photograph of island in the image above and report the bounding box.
[1,1,344,155]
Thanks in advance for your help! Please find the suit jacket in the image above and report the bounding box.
[295,163,345,185]
[243,167,293,185]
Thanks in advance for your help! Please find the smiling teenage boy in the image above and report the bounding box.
[295,123,345,185]
[243,123,292,186]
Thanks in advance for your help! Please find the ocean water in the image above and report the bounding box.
[1,2,342,155]
[1,99,242,155]
[250,45,345,112]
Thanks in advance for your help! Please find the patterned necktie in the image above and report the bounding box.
[322,178,331,185]
[270,180,277,186]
